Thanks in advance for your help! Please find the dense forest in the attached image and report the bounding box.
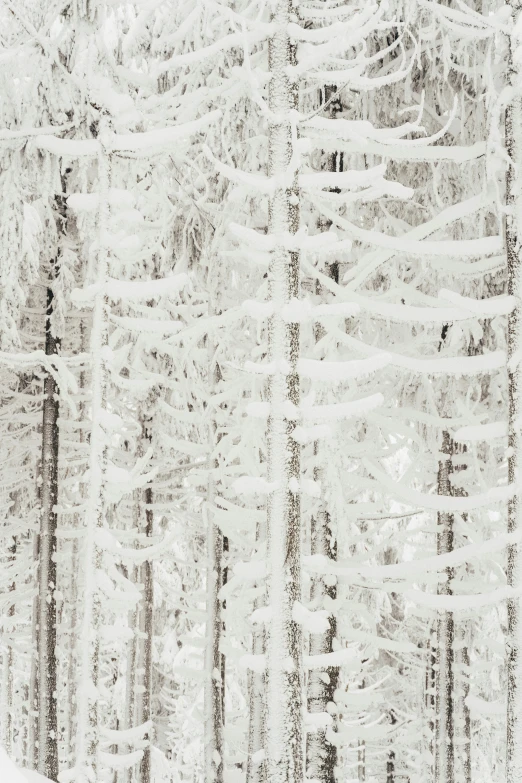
[0,0,519,782]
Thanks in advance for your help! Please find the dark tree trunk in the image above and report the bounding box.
[38,281,60,781]
[436,431,455,783]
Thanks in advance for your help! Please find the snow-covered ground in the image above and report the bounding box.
[0,747,51,783]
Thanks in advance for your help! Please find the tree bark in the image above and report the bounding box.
[28,530,40,770]
[138,484,154,783]
[38,280,60,781]
[506,10,522,778]
[265,0,303,781]
[436,431,455,783]
[306,86,341,783]
[455,627,471,783]
[306,509,338,783]
[74,133,111,783]
[125,562,139,783]
[386,711,397,783]
[426,629,437,778]
[246,522,266,783]
[204,358,225,783]
[2,536,17,758]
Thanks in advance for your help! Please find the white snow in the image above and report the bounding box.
[292,601,330,633]
[233,560,267,580]
[303,393,384,420]
[304,648,360,670]
[232,476,279,495]
[298,354,391,381]
[239,654,266,673]
[454,421,507,442]
[364,459,515,512]
[250,606,272,624]
[438,289,516,315]
[0,748,49,783]
[304,711,333,732]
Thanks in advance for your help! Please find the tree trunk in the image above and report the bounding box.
[265,0,303,780]
[426,630,437,778]
[38,281,60,781]
[246,522,266,783]
[306,509,338,783]
[455,627,471,783]
[386,710,397,783]
[204,358,225,783]
[138,485,154,783]
[436,431,455,783]
[125,562,139,783]
[2,536,17,758]
[306,85,341,783]
[74,134,111,783]
[28,529,40,770]
[506,12,522,778]
[64,321,86,768]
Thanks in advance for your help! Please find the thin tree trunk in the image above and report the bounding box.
[246,522,266,783]
[506,14,522,778]
[436,431,455,783]
[64,538,79,767]
[74,134,111,783]
[65,321,86,768]
[38,280,60,781]
[306,508,338,783]
[357,741,366,783]
[2,537,17,757]
[426,630,437,778]
[204,358,225,783]
[125,563,139,783]
[138,485,154,783]
[386,711,397,783]
[265,0,303,780]
[455,627,471,783]
[306,85,341,783]
[28,530,40,770]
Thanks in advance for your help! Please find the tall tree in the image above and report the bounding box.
[37,189,68,782]
[506,3,522,781]
[264,0,303,780]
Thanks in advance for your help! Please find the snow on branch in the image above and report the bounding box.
[35,114,219,158]
[363,459,514,512]
[418,0,505,38]
[292,601,330,634]
[317,198,502,257]
[343,189,496,288]
[242,298,359,324]
[297,354,391,381]
[405,585,520,611]
[0,123,72,140]
[154,29,271,75]
[302,393,384,421]
[343,333,507,375]
[245,394,384,421]
[313,138,487,162]
[102,721,153,745]
[305,531,522,581]
[300,166,413,199]
[438,289,516,316]
[453,421,507,442]
[305,712,333,732]
[71,274,189,305]
[345,293,486,324]
[110,112,220,155]
[304,648,360,670]
[98,750,144,770]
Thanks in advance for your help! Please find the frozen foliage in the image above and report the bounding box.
[0,1,519,783]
